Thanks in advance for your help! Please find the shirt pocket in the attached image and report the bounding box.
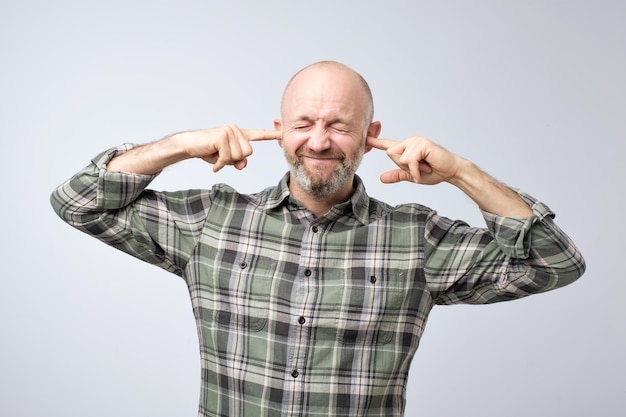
[202,249,277,332]
[334,268,406,346]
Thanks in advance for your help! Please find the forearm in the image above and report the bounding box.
[106,132,190,175]
[449,159,532,218]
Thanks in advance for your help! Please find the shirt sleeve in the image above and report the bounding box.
[50,144,211,277]
[426,191,586,305]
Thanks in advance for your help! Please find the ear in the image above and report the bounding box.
[273,118,283,147]
[364,121,382,153]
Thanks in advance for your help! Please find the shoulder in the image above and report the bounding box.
[368,196,436,220]
[207,183,280,210]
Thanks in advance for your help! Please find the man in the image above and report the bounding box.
[51,61,585,417]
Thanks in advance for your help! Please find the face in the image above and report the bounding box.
[275,65,379,198]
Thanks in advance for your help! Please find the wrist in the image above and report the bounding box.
[165,131,196,161]
[447,157,476,190]
[449,160,532,217]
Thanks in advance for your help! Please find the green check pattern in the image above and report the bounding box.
[51,144,585,417]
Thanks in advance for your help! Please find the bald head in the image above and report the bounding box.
[280,61,374,128]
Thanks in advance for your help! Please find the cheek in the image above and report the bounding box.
[334,135,364,154]
[282,132,308,153]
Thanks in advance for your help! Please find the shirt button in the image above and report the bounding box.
[298,316,306,325]
[239,262,247,269]
[304,269,312,277]
[370,275,377,284]
[312,226,319,233]
[291,370,299,378]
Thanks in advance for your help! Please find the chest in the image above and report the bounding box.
[187,209,430,332]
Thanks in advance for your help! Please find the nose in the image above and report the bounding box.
[307,126,331,152]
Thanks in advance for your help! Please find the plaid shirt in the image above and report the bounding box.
[51,144,585,417]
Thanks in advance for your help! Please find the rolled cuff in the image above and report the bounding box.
[480,191,555,259]
[92,144,158,210]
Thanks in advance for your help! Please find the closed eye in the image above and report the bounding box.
[331,125,350,134]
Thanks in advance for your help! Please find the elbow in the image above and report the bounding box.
[513,249,586,295]
[50,187,70,222]
[556,252,587,288]
[543,249,587,291]
[49,185,101,228]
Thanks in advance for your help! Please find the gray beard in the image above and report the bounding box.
[285,145,365,198]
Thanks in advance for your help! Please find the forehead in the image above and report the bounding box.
[282,66,368,122]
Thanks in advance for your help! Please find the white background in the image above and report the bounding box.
[1,1,624,416]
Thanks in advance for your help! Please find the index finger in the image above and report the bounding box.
[366,136,399,151]
[243,129,282,141]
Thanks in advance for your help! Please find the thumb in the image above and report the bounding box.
[233,158,248,170]
[380,169,416,184]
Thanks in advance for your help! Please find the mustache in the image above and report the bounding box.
[295,148,346,159]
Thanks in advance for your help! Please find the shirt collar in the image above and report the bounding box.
[262,173,371,225]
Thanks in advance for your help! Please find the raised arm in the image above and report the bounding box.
[50,125,281,274]
[365,135,585,301]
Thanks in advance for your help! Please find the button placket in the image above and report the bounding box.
[286,220,324,405]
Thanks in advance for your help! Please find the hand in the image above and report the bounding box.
[180,125,281,172]
[366,136,462,185]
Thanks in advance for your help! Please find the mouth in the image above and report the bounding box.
[303,155,340,161]
[300,155,344,170]
[298,151,344,161]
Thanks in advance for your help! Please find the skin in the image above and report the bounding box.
[106,61,532,218]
